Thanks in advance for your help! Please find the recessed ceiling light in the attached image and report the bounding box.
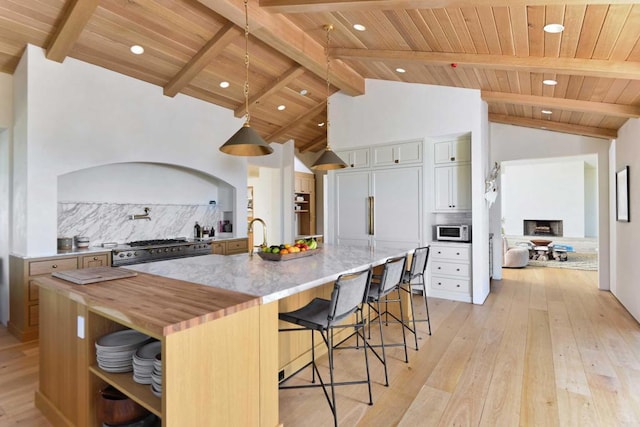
[299,89,308,96]
[543,23,564,33]
[353,24,366,31]
[219,81,230,88]
[541,110,553,115]
[543,79,558,86]
[396,68,406,73]
[130,45,144,55]
[318,122,325,127]
[277,105,286,111]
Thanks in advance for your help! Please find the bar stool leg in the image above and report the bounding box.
[375,301,389,387]
[395,286,409,363]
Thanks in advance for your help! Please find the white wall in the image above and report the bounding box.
[612,117,640,322]
[502,160,586,237]
[489,123,610,288]
[0,72,12,324]
[13,45,251,256]
[330,79,491,304]
[248,167,282,245]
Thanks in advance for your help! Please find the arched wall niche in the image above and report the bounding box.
[57,162,235,244]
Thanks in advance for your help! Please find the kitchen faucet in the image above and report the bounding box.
[248,218,267,255]
[129,207,151,220]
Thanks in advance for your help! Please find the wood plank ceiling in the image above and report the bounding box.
[1,0,639,151]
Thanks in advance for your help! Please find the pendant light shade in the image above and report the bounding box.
[310,24,347,171]
[312,147,347,170]
[220,124,273,156]
[219,0,272,157]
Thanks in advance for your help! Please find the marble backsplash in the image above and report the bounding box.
[58,202,223,245]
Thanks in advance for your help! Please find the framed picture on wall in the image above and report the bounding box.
[616,166,630,222]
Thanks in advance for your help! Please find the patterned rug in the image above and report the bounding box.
[526,252,598,271]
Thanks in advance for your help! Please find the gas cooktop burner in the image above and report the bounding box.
[127,238,188,247]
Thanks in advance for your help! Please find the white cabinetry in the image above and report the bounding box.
[335,148,370,169]
[432,136,471,212]
[433,138,471,165]
[429,242,472,303]
[333,139,424,249]
[335,167,422,249]
[372,140,422,167]
[433,164,471,211]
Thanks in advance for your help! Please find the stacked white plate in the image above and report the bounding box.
[96,329,153,373]
[132,340,161,384]
[150,353,162,398]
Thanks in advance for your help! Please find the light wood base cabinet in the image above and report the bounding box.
[211,238,249,255]
[35,283,279,427]
[9,252,110,342]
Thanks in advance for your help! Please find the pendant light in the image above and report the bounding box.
[219,0,273,156]
[311,24,347,171]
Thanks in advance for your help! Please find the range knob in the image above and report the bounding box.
[177,247,182,251]
[119,253,125,258]
[171,248,176,252]
[165,248,169,252]
[134,252,138,256]
[126,253,132,257]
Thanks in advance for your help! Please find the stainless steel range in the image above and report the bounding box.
[111,238,212,266]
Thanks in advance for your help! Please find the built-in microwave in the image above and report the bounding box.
[436,224,471,242]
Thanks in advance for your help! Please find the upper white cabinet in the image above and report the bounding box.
[433,138,471,165]
[372,140,422,167]
[335,148,370,169]
[434,164,472,211]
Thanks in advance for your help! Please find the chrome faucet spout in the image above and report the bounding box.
[248,218,267,255]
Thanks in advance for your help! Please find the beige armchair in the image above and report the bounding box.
[502,237,529,268]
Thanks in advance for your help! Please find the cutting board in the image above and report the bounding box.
[52,266,137,285]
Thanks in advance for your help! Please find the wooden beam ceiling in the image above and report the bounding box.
[489,113,617,140]
[164,22,242,98]
[196,0,365,96]
[482,91,640,118]
[46,0,99,62]
[259,0,636,13]
[266,102,325,141]
[234,65,306,117]
[331,48,640,81]
[299,134,327,152]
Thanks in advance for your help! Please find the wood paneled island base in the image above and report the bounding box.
[34,272,278,427]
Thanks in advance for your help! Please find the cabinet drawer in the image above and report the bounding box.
[212,242,225,255]
[431,246,470,262]
[28,280,39,301]
[431,261,469,277]
[226,239,248,254]
[29,257,78,276]
[28,304,39,326]
[81,254,109,268]
[431,276,470,293]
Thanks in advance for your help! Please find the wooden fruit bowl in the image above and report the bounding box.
[257,248,321,262]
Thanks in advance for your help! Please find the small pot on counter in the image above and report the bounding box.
[74,236,90,249]
[57,237,73,250]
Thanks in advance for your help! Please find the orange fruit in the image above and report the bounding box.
[280,249,289,254]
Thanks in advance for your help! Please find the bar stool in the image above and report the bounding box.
[400,246,431,350]
[366,255,409,387]
[278,267,374,427]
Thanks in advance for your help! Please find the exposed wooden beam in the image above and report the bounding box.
[331,48,640,81]
[489,114,617,140]
[196,0,364,96]
[299,134,327,152]
[234,66,306,117]
[260,0,633,13]
[482,91,640,118]
[164,22,242,98]
[46,0,99,62]
[266,102,325,141]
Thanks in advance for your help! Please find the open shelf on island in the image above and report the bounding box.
[90,366,162,418]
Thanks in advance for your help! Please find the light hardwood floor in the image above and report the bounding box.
[2,267,639,426]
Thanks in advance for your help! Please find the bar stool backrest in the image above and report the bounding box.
[408,247,430,280]
[376,256,407,298]
[328,267,372,326]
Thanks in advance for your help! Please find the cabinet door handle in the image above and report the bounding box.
[93,257,99,260]
[456,268,460,271]
[350,164,354,168]
[437,266,441,270]
[394,159,399,164]
[368,196,375,235]
[451,157,455,161]
[52,264,58,268]
[456,284,460,288]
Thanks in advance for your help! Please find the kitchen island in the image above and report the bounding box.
[34,244,411,427]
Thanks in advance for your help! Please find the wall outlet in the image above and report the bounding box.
[77,315,85,339]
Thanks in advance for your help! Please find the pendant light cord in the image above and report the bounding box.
[244,0,250,126]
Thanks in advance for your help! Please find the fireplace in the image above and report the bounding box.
[523,220,563,237]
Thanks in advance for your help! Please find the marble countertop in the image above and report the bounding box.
[125,244,412,304]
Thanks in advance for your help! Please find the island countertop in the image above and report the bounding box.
[125,244,411,303]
